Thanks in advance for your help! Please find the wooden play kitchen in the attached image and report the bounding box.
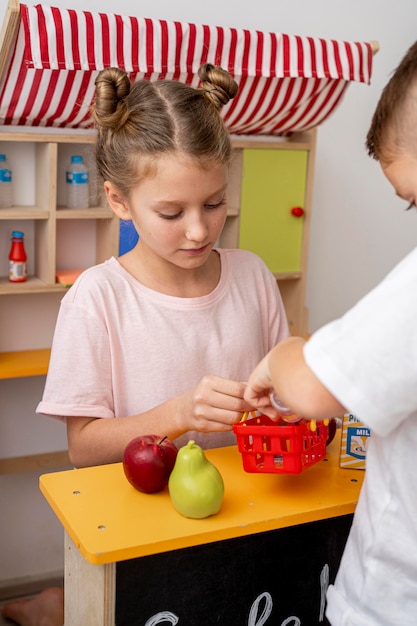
[40,432,363,625]
[0,0,378,474]
[0,1,377,613]
[0,2,378,477]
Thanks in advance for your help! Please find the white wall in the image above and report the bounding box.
[2,0,417,585]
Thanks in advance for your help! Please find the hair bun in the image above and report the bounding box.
[198,63,238,110]
[92,67,131,130]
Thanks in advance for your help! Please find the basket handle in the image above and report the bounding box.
[240,411,257,422]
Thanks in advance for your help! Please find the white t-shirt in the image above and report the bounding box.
[37,249,289,450]
[304,246,417,626]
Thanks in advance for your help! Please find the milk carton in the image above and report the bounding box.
[339,414,371,470]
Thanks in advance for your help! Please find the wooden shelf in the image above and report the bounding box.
[230,132,312,150]
[274,271,302,281]
[0,277,67,294]
[0,348,50,378]
[0,128,316,474]
[0,128,97,143]
[0,129,315,330]
[0,450,70,474]
[0,207,49,219]
[56,207,114,219]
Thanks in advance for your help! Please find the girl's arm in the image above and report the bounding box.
[67,375,252,468]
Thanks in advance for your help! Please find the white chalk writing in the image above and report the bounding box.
[248,592,273,626]
[144,611,179,625]
[319,564,329,621]
[144,564,329,625]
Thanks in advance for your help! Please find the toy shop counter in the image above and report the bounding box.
[40,431,364,626]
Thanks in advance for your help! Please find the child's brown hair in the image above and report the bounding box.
[366,41,417,163]
[91,64,238,199]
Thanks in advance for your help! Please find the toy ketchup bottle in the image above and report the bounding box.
[9,230,27,283]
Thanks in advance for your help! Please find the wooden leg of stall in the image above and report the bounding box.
[64,532,115,626]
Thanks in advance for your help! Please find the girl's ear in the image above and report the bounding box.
[104,181,130,219]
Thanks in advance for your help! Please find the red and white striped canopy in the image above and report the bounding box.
[0,4,375,134]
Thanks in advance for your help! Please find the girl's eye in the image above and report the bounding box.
[205,199,226,210]
[159,212,183,220]
[405,202,416,211]
[159,198,226,217]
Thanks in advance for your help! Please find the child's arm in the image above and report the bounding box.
[244,336,346,420]
[67,375,252,468]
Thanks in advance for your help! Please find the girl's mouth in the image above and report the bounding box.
[181,244,209,256]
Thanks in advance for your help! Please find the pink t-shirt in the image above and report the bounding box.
[37,249,289,449]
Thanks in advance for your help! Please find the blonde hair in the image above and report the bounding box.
[91,64,238,198]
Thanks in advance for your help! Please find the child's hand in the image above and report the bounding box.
[180,375,253,432]
[243,353,279,419]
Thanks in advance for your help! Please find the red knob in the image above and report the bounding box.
[291,206,304,218]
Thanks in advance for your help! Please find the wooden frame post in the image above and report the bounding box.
[0,0,20,83]
[64,533,116,626]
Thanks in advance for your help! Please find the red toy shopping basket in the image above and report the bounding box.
[233,413,328,474]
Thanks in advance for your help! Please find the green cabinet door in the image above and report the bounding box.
[239,149,308,273]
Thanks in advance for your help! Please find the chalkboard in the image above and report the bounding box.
[115,514,352,626]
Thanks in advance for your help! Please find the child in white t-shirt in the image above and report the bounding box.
[244,41,417,626]
[2,64,289,626]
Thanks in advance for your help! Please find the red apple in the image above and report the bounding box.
[123,435,178,493]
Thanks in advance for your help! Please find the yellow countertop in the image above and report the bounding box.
[39,433,363,566]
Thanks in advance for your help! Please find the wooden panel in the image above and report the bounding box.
[0,0,19,83]
[65,533,115,626]
[116,514,353,625]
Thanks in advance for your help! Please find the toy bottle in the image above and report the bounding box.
[66,155,89,208]
[0,153,13,208]
[9,230,27,283]
[269,391,302,423]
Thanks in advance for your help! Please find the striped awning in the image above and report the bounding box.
[0,4,375,134]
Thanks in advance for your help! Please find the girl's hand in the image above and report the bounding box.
[178,375,253,433]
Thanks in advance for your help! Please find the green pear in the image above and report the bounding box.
[168,440,224,519]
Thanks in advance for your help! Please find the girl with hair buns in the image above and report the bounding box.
[2,64,289,625]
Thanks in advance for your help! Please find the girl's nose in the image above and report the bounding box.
[185,213,208,242]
